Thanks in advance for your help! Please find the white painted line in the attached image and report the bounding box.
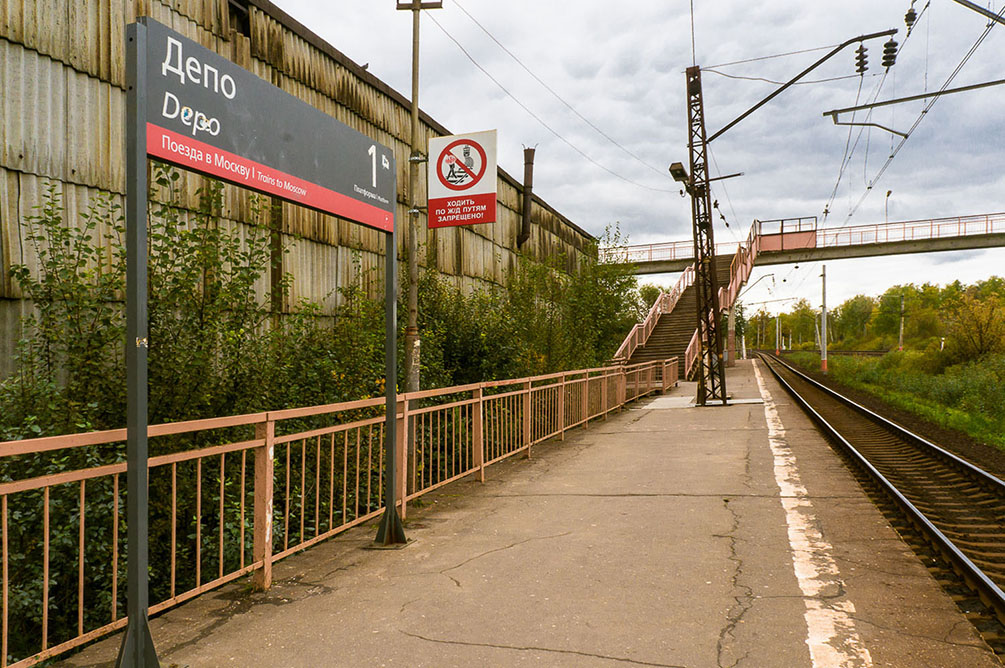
[753,360,873,668]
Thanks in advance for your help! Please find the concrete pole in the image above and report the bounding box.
[402,0,432,393]
[821,265,828,373]
[898,293,905,352]
[775,314,780,356]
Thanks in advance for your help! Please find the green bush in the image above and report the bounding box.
[786,351,1005,449]
[1,176,641,664]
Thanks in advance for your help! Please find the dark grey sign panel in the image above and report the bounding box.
[142,17,395,230]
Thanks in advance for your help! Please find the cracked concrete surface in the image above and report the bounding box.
[58,362,999,667]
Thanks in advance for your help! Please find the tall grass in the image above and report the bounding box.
[787,351,1005,449]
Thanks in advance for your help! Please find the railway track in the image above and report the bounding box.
[757,352,1005,633]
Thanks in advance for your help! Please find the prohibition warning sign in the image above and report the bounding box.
[436,138,487,191]
[428,130,497,228]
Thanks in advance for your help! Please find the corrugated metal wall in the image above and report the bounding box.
[0,0,595,376]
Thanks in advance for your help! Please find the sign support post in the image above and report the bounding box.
[375,226,407,545]
[118,19,405,659]
[117,21,161,668]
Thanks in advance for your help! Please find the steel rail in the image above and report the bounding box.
[758,352,1005,623]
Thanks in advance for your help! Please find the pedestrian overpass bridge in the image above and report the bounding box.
[601,212,1005,275]
[605,212,1005,382]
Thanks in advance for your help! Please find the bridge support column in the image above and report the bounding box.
[727,306,736,367]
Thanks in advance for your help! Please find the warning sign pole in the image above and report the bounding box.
[398,0,442,394]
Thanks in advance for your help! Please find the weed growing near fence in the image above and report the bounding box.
[0,175,640,663]
[787,351,1005,449]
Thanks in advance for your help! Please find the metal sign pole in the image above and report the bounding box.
[117,22,161,668]
[375,225,407,545]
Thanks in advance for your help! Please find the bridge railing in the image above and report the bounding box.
[602,212,1005,268]
[599,239,740,265]
[817,212,1005,248]
[612,265,695,361]
[0,358,677,667]
[685,221,761,378]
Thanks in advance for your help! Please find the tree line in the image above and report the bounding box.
[744,278,1005,364]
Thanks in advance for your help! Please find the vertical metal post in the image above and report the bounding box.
[376,227,407,545]
[601,372,609,419]
[727,306,736,367]
[473,387,484,482]
[252,419,274,589]
[821,266,828,373]
[116,22,161,668]
[685,66,726,406]
[558,376,566,440]
[522,380,532,457]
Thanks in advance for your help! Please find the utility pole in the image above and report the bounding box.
[898,293,905,351]
[397,0,442,393]
[775,314,780,356]
[685,66,726,405]
[821,265,828,373]
[671,28,894,405]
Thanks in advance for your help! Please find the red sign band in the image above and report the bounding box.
[147,124,394,232]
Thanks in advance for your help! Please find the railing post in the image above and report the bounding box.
[582,373,589,428]
[558,375,566,440]
[602,370,609,420]
[252,416,274,591]
[398,397,408,519]
[523,380,532,458]
[619,367,626,410]
[473,387,485,482]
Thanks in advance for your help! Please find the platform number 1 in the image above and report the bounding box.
[367,144,377,188]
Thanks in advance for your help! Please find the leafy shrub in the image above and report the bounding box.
[786,351,1005,449]
[1,175,640,662]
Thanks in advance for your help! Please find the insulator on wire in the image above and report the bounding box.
[882,38,898,68]
[855,44,868,74]
[905,6,917,34]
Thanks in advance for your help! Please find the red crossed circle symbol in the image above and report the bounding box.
[436,139,488,191]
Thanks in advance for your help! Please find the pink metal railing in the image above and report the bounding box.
[605,213,1005,268]
[815,212,1005,248]
[684,221,761,378]
[0,358,677,668]
[615,212,1005,379]
[599,239,740,265]
[613,265,695,361]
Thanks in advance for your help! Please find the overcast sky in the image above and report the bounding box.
[272,0,1004,314]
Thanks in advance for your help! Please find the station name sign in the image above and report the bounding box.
[142,18,395,231]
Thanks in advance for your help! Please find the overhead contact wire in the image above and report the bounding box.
[452,0,670,179]
[426,12,677,193]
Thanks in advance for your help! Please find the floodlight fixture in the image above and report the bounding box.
[668,162,689,184]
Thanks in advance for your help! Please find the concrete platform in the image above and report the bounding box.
[60,360,999,667]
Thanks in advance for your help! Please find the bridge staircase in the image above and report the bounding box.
[614,223,759,379]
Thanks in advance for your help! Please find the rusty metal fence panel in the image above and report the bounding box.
[0,359,676,667]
